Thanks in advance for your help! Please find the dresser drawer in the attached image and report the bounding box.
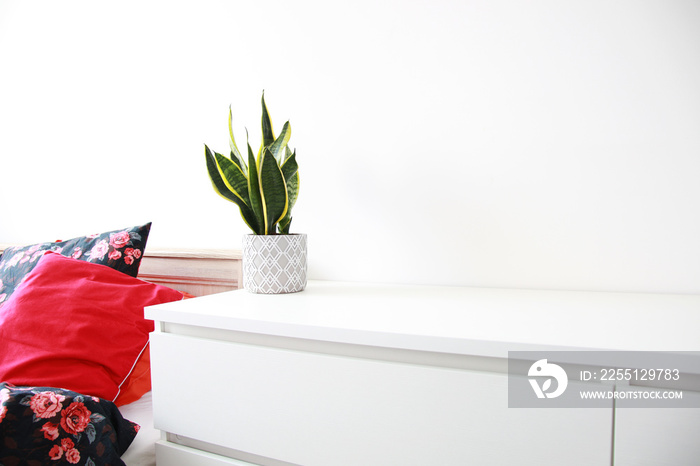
[155,440,256,466]
[614,388,700,466]
[150,332,611,466]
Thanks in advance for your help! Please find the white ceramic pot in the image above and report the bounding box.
[242,234,307,294]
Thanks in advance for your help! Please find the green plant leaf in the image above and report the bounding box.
[230,150,245,172]
[259,146,288,234]
[285,172,300,212]
[228,106,247,175]
[205,145,259,232]
[212,150,250,205]
[278,216,292,234]
[281,149,299,207]
[204,145,239,204]
[246,142,265,234]
[239,201,261,234]
[268,121,291,165]
[281,148,298,179]
[261,92,275,149]
[279,149,299,234]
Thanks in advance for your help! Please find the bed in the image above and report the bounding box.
[0,222,242,466]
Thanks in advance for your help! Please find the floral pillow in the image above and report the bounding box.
[0,383,139,465]
[0,222,151,307]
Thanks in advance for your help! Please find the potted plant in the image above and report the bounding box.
[204,92,306,294]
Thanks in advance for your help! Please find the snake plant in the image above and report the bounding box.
[204,93,299,235]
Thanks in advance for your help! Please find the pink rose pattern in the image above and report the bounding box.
[86,239,110,261]
[0,223,151,309]
[60,401,92,435]
[0,383,139,465]
[30,390,66,419]
[42,421,60,440]
[109,231,131,249]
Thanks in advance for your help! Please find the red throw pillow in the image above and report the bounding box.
[0,252,183,401]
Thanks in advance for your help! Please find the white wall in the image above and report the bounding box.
[1,0,699,293]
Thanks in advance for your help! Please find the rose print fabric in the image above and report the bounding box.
[0,383,138,465]
[0,223,151,307]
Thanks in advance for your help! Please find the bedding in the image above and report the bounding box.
[0,237,236,466]
[0,245,185,465]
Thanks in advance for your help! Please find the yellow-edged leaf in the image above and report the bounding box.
[247,142,265,234]
[259,146,288,234]
[261,91,275,148]
[268,121,291,164]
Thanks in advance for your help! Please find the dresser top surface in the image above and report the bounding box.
[146,280,700,357]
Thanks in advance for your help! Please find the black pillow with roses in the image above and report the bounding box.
[0,383,139,466]
[0,222,151,308]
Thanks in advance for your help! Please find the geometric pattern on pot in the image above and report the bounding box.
[242,234,307,294]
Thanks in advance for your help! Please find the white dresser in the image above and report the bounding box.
[146,281,700,466]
